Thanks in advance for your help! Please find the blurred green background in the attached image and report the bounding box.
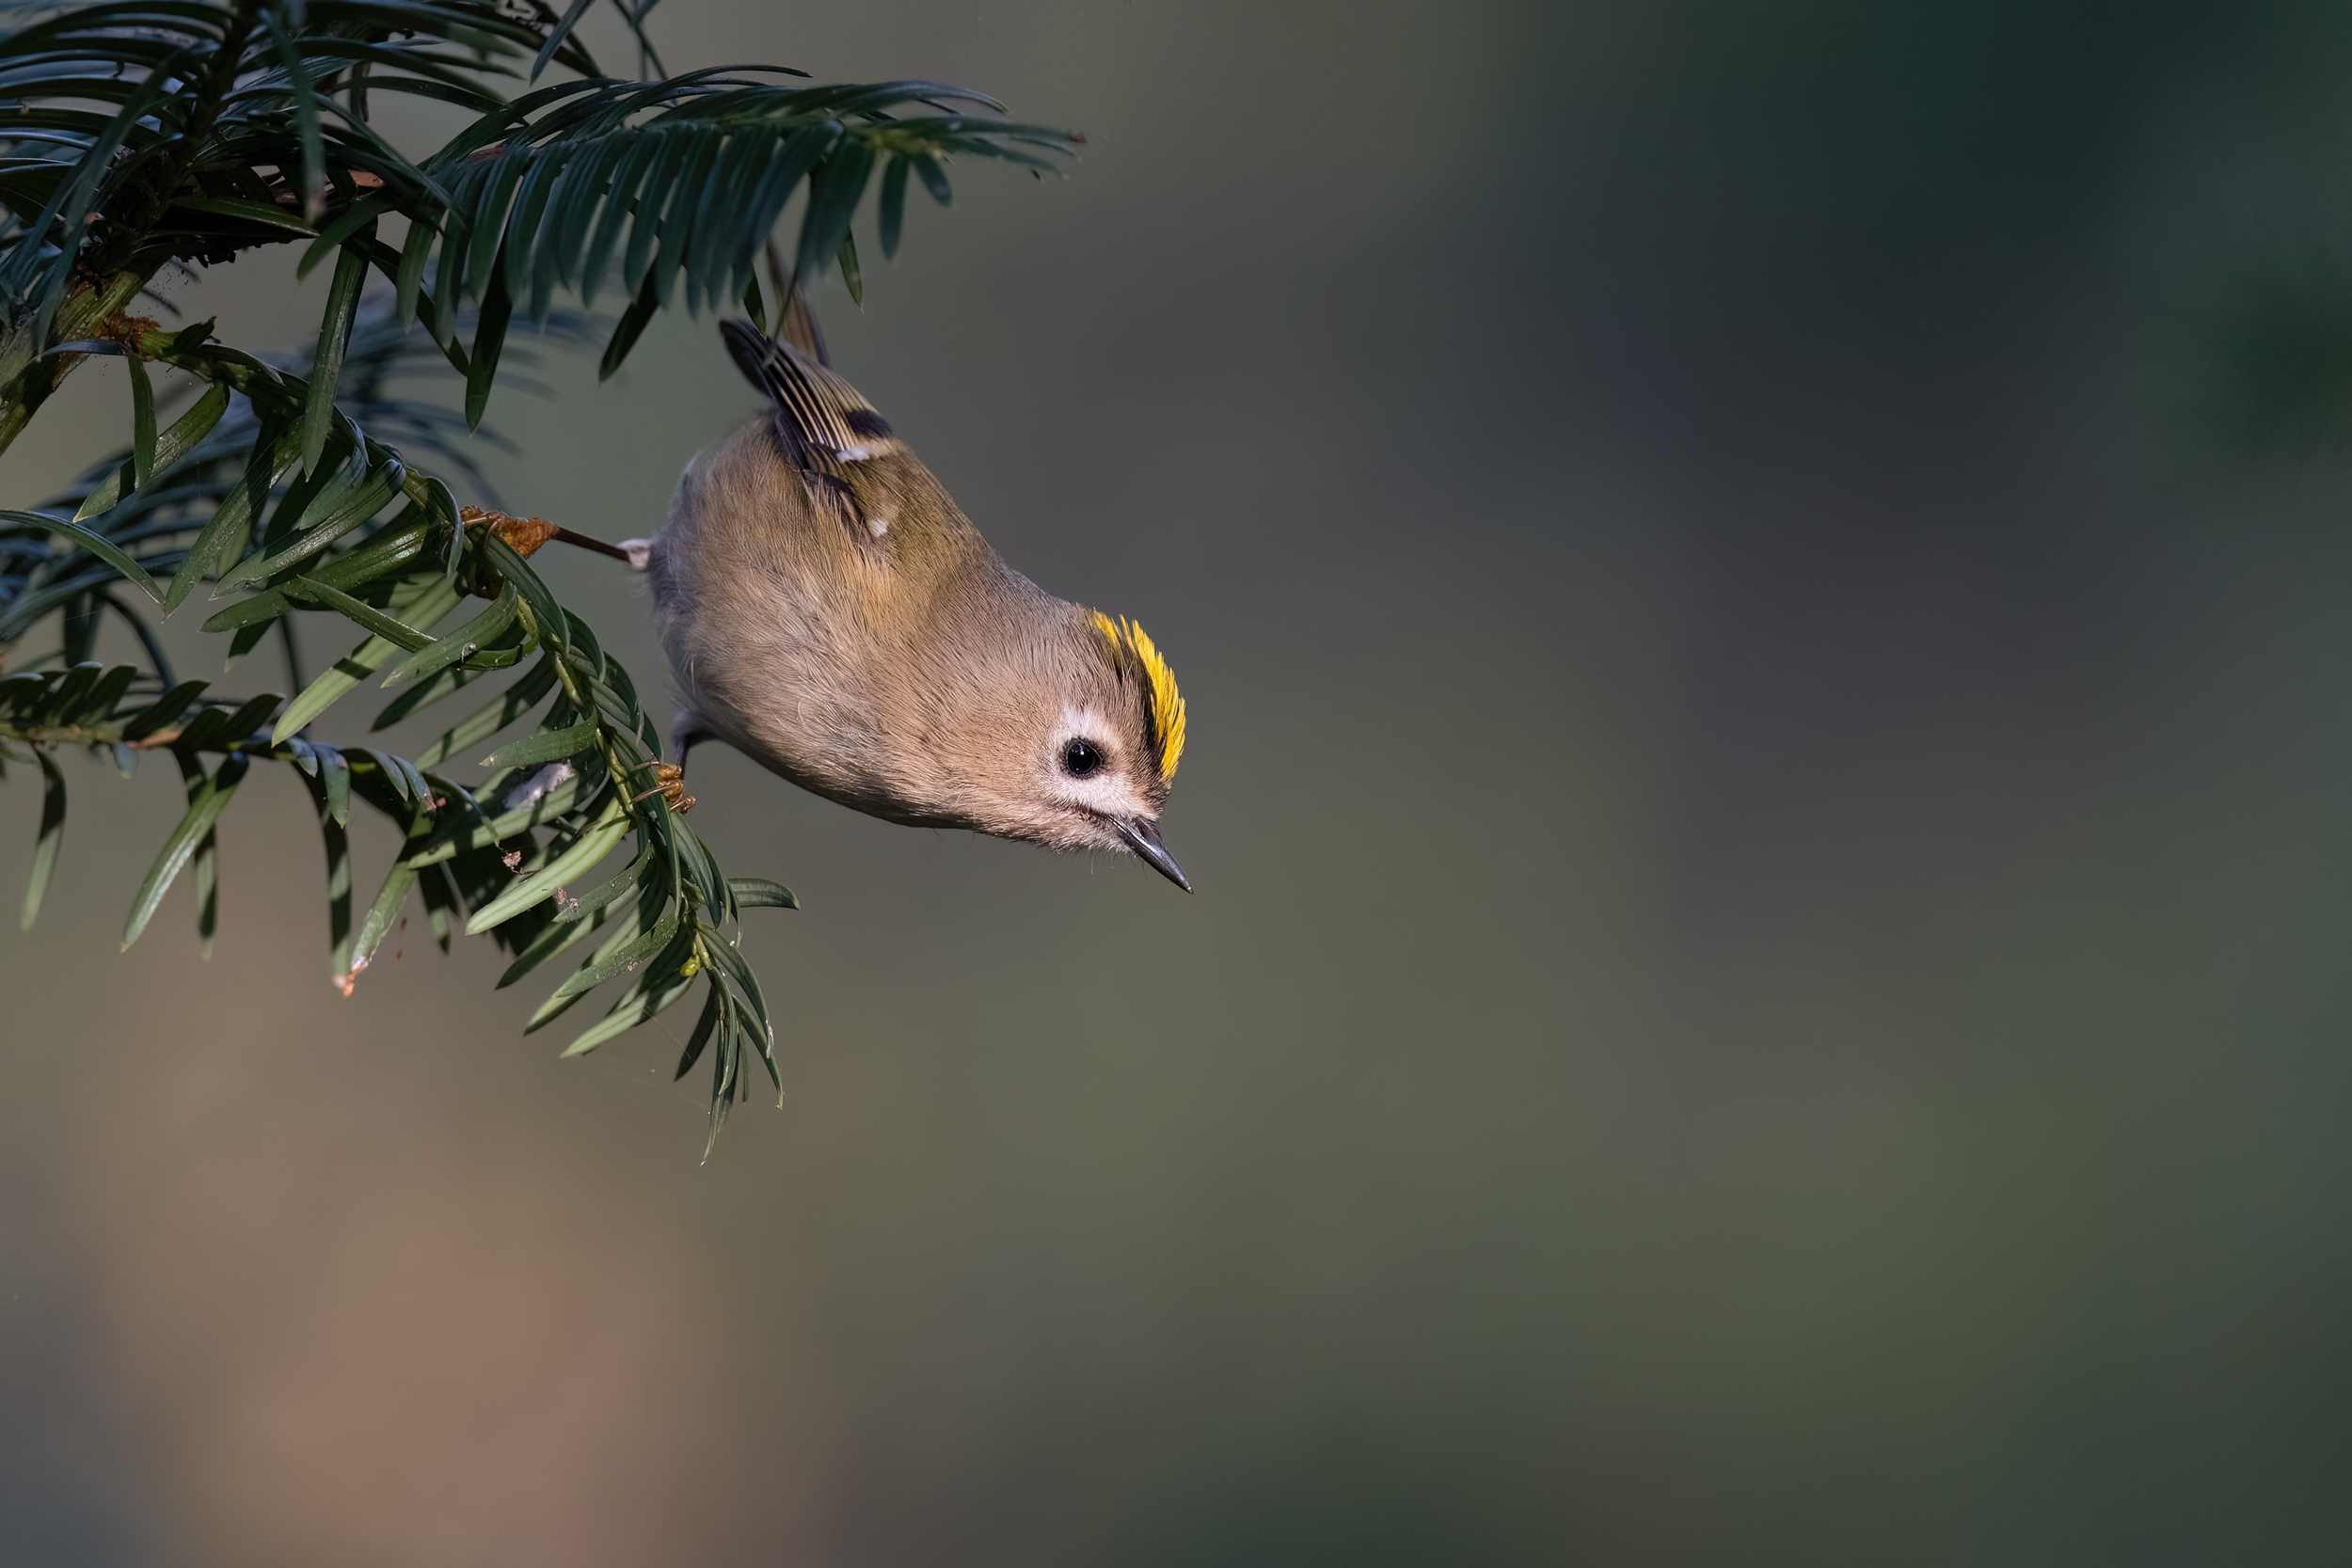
[8,0,2352,1561]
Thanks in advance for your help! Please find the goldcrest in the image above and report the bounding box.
[625,309,1190,890]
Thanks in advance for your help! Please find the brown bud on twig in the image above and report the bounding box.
[461,505,560,558]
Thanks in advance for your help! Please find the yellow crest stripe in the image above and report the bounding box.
[1090,611,1186,779]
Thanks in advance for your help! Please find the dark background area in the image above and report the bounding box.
[6,0,2352,1561]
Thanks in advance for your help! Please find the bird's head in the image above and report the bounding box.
[958,609,1190,890]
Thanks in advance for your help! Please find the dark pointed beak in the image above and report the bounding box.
[1116,816,1193,893]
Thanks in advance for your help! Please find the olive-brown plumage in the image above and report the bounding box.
[634,316,1190,889]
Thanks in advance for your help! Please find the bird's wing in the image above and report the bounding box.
[719,317,896,467]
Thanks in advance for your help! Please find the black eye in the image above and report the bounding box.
[1061,738,1105,778]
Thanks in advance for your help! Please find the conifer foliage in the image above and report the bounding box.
[0,1,1073,1149]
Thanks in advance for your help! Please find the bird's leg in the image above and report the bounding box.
[459,505,640,565]
[632,761,695,814]
[635,718,708,814]
[649,764,694,814]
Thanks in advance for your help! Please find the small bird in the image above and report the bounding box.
[627,304,1191,891]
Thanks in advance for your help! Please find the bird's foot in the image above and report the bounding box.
[636,762,695,814]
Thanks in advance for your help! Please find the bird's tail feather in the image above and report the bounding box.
[776,286,829,366]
